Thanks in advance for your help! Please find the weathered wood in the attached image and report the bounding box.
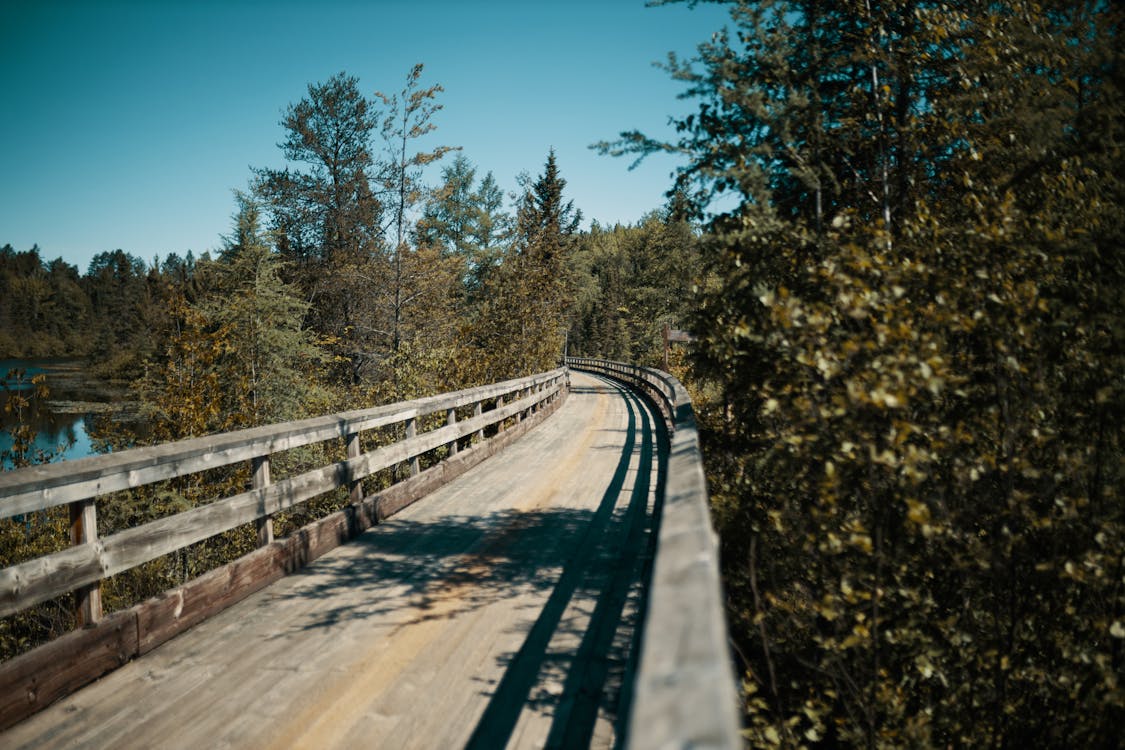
[0,370,638,748]
[0,382,563,619]
[0,543,104,620]
[252,455,273,547]
[0,372,579,735]
[68,499,101,626]
[566,357,742,750]
[446,408,458,457]
[346,432,363,504]
[0,369,567,518]
[405,417,420,476]
[0,609,137,732]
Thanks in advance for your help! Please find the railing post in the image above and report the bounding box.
[474,401,484,443]
[346,432,363,504]
[253,455,273,546]
[515,388,523,423]
[446,408,458,457]
[69,499,102,626]
[406,417,420,476]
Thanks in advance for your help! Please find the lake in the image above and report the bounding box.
[0,358,128,469]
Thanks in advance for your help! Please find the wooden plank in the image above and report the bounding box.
[135,543,285,655]
[374,463,447,521]
[253,455,273,547]
[0,543,104,620]
[346,432,362,504]
[406,418,420,475]
[0,609,138,732]
[446,408,458,456]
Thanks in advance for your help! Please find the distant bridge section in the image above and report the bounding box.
[566,358,740,750]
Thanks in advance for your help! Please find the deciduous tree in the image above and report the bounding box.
[605,0,1125,745]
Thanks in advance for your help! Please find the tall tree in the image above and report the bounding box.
[254,72,383,384]
[140,196,325,438]
[374,63,459,372]
[416,154,513,301]
[256,72,380,265]
[473,150,579,379]
[605,1,1125,746]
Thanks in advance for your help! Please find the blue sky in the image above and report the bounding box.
[1,0,730,274]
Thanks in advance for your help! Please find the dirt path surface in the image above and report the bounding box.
[1,371,662,750]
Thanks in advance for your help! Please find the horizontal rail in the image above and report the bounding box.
[0,369,567,620]
[0,370,564,517]
[565,357,741,750]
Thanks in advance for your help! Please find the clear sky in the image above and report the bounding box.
[1,0,730,274]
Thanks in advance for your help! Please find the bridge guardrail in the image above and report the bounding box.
[566,357,741,750]
[0,368,567,729]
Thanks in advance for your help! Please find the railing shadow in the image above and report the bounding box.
[250,372,661,749]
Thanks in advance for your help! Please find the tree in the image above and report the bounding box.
[140,196,326,438]
[83,249,160,377]
[568,211,700,365]
[606,0,1125,746]
[256,72,380,265]
[374,63,459,376]
[416,154,513,301]
[254,72,383,385]
[472,150,580,379]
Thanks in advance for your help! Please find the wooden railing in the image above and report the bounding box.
[566,358,742,750]
[0,368,567,728]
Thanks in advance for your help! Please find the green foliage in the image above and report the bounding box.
[610,0,1125,745]
[469,150,580,380]
[416,154,513,300]
[0,245,91,357]
[568,210,700,366]
[139,198,327,439]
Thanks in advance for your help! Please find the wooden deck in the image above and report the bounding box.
[1,371,662,749]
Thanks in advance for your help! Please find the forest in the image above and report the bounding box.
[3,0,1124,747]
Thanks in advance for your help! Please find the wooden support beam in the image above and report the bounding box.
[346,432,363,504]
[405,418,420,476]
[446,408,458,457]
[252,456,273,547]
[68,499,101,627]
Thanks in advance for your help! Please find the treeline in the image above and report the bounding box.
[0,246,168,370]
[604,0,1123,746]
[1,65,698,659]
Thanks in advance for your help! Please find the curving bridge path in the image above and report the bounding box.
[2,372,667,749]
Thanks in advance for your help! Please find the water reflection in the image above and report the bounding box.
[1,359,104,468]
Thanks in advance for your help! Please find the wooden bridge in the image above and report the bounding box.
[0,359,739,749]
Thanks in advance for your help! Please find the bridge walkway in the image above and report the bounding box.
[1,371,663,750]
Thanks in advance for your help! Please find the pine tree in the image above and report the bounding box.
[253,72,383,385]
[474,150,579,378]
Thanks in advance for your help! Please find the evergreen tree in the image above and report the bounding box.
[253,72,383,385]
[474,150,580,379]
[416,154,513,301]
[140,197,325,438]
[255,72,380,265]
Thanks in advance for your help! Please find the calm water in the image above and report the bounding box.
[0,359,107,469]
